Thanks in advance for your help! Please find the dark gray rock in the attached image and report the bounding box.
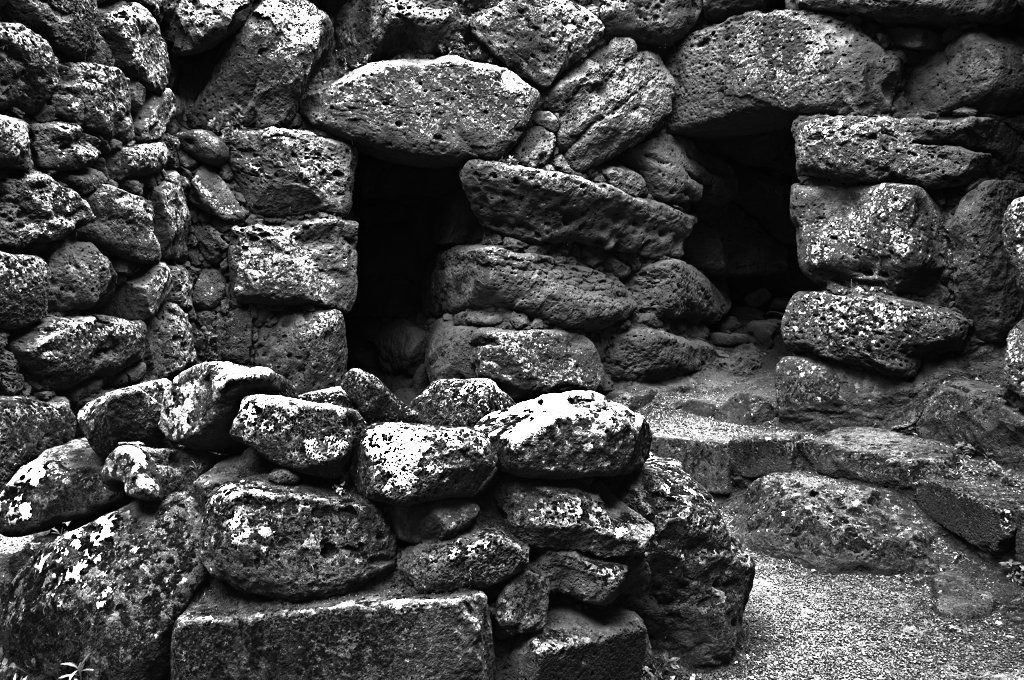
[133,88,177,141]
[159,360,293,452]
[461,161,694,259]
[668,10,899,136]
[0,395,75,486]
[97,1,170,91]
[200,480,396,600]
[230,394,364,479]
[620,132,705,207]
[103,262,171,320]
[412,378,514,427]
[579,0,700,47]
[790,0,1016,25]
[0,114,30,169]
[0,251,47,332]
[472,328,606,399]
[390,500,480,543]
[355,422,496,504]
[298,385,353,408]
[533,550,628,606]
[397,526,529,592]
[166,0,255,54]
[0,170,93,251]
[340,368,420,423]
[151,172,190,255]
[77,378,170,456]
[107,141,170,180]
[47,241,116,312]
[304,56,538,167]
[146,302,198,378]
[101,443,213,502]
[30,121,100,172]
[47,61,134,140]
[0,22,59,115]
[602,327,715,381]
[252,309,349,393]
[478,390,650,480]
[1003,196,1024,286]
[493,568,548,637]
[179,128,230,165]
[0,438,123,536]
[916,380,1024,467]
[2,0,101,61]
[81,184,161,264]
[627,258,728,323]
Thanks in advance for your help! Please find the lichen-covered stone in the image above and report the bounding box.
[0,251,48,332]
[107,141,170,180]
[602,327,715,382]
[389,500,480,543]
[171,586,495,680]
[468,0,603,88]
[461,161,694,259]
[304,56,538,167]
[433,245,634,332]
[103,262,171,321]
[790,0,1016,25]
[134,88,177,141]
[230,218,358,310]
[47,61,134,140]
[1003,197,1024,286]
[2,0,101,61]
[101,443,213,502]
[0,22,59,115]
[200,480,396,600]
[533,550,628,606]
[340,367,420,423]
[355,422,496,504]
[627,258,729,323]
[397,526,528,592]
[781,289,972,378]
[916,380,1024,467]
[0,114,30,169]
[471,328,606,399]
[189,0,331,130]
[189,167,248,222]
[77,378,170,456]
[668,10,899,136]
[159,360,293,452]
[47,241,116,312]
[0,438,123,535]
[81,184,161,264]
[166,0,255,54]
[744,471,935,572]
[1,495,206,680]
[9,315,147,390]
[252,309,349,393]
[0,395,75,486]
[227,126,356,217]
[478,390,649,480]
[97,1,170,91]
[146,302,198,378]
[493,567,548,637]
[0,170,93,251]
[412,378,513,428]
[497,480,654,558]
[30,121,100,172]
[230,394,365,479]
[792,183,941,292]
[544,37,674,171]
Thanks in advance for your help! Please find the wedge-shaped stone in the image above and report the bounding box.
[461,161,694,259]
[78,378,170,456]
[578,0,700,47]
[340,367,420,423]
[230,218,358,310]
[171,586,495,680]
[478,390,650,480]
[472,328,605,399]
[201,480,396,600]
[668,10,899,136]
[398,526,528,592]
[304,56,538,167]
[411,377,513,428]
[166,0,255,54]
[602,326,715,381]
[781,289,971,378]
[627,258,728,323]
[432,245,634,333]
[533,550,628,607]
[0,171,92,251]
[0,395,75,486]
[98,1,170,91]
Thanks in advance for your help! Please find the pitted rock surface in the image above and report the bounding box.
[471,328,606,399]
[411,377,513,427]
[0,395,76,486]
[397,525,529,592]
[0,170,92,251]
[627,258,729,324]
[101,443,213,502]
[77,378,170,456]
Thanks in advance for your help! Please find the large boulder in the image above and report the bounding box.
[781,289,972,378]
[432,245,634,333]
[188,0,331,130]
[77,378,170,456]
[461,160,694,259]
[171,586,495,680]
[0,251,48,332]
[230,218,359,310]
[477,390,650,480]
[0,170,92,251]
[411,378,513,427]
[0,395,75,486]
[397,526,529,592]
[626,258,729,324]
[543,37,674,171]
[791,183,942,292]
[1,495,206,680]
[667,10,900,136]
[9,315,147,390]
[0,22,59,115]
[304,56,538,167]
[471,328,605,399]
[200,480,396,600]
[354,422,496,504]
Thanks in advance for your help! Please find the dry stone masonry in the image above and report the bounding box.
[1,0,1024,677]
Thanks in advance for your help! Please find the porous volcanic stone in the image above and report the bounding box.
[0,251,47,332]
[493,568,549,637]
[355,422,496,504]
[580,0,701,47]
[0,114,30,169]
[468,0,603,88]
[227,127,356,217]
[790,0,1016,25]
[134,89,177,141]
[461,161,694,259]
[412,378,513,427]
[2,495,206,680]
[152,173,189,253]
[0,22,59,115]
[0,395,75,486]
[252,309,349,393]
[9,315,147,390]
[1004,197,1024,283]
[166,0,255,54]
[478,390,650,480]
[103,262,171,320]
[389,500,480,543]
[102,443,213,502]
[533,550,628,606]
[230,218,358,310]
[190,167,248,222]
[602,327,715,381]
[668,10,899,136]
[47,241,116,312]
[791,183,941,292]
[340,368,420,423]
[159,360,293,452]
[1007,319,1024,398]
[48,61,134,140]
[189,0,331,130]
[81,184,161,264]
[627,258,729,324]
[621,131,705,206]
[916,380,1024,467]
[230,394,365,479]
[304,56,538,167]
[171,586,495,680]
[30,121,100,172]
[471,328,606,399]
[781,289,971,378]
[0,170,93,251]
[0,438,123,536]
[97,1,170,91]
[497,480,654,558]
[200,480,396,600]
[744,471,935,573]
[397,526,529,592]
[433,245,634,332]
[107,141,170,180]
[147,302,198,378]
[2,0,100,61]
[77,378,170,456]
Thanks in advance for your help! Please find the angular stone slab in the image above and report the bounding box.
[166,0,255,54]
[81,184,161,265]
[471,328,605,399]
[304,56,538,167]
[340,367,420,423]
[478,390,650,480]
[398,526,528,593]
[171,586,495,680]
[668,10,899,136]
[493,568,548,637]
[389,500,480,544]
[97,1,170,91]
[432,245,634,332]
[2,0,99,61]
[781,289,971,379]
[0,170,92,251]
[0,395,75,486]
[252,309,349,394]
[200,480,396,600]
[916,380,1024,468]
[461,160,694,259]
[77,378,170,456]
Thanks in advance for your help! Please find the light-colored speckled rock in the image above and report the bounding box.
[97,2,170,91]
[47,61,134,141]
[0,21,59,114]
[0,114,30,169]
[0,171,93,251]
[355,422,496,504]
[620,132,705,207]
[166,0,256,54]
[102,262,171,320]
[397,526,528,592]
[478,390,649,480]
[411,378,513,428]
[0,396,76,486]
[0,251,47,332]
[340,368,420,423]
[1002,197,1024,286]
[78,378,170,456]
[102,443,214,502]
[493,567,549,637]
[1006,319,1024,398]
[471,328,606,399]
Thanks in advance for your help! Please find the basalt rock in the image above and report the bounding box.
[790,0,1017,25]
[340,367,420,423]
[0,22,60,115]
[251,309,349,394]
[97,2,170,91]
[77,378,170,456]
[471,328,606,399]
[166,0,256,54]
[626,258,729,324]
[47,61,135,141]
[0,114,30,169]
[46,241,116,312]
[602,327,716,382]
[916,380,1024,467]
[397,526,529,592]
[81,184,161,265]
[0,395,76,486]
[101,443,213,502]
[0,171,93,251]
[0,251,48,332]
[578,0,701,47]
[411,377,514,427]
